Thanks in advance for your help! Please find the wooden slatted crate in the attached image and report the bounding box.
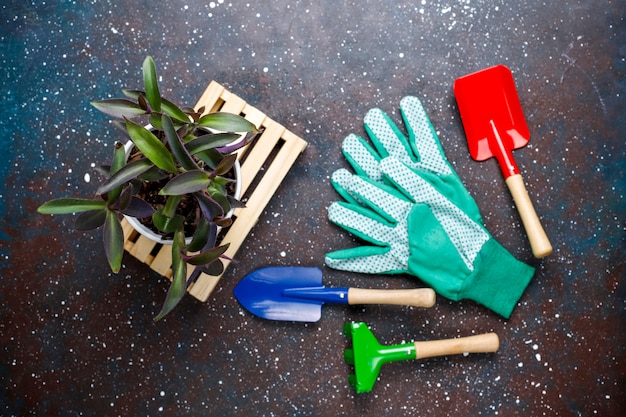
[121,81,308,301]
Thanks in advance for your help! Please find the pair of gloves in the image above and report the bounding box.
[325,96,534,318]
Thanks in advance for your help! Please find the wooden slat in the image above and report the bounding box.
[129,236,157,263]
[123,81,307,302]
[238,120,285,195]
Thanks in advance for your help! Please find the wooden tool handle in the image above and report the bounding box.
[347,288,436,308]
[413,333,500,360]
[505,174,553,258]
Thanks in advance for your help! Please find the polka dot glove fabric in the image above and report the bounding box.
[326,97,535,318]
[338,96,482,224]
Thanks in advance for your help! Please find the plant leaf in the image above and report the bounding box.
[148,113,162,129]
[121,89,142,99]
[110,185,132,211]
[194,149,222,170]
[215,217,232,228]
[194,192,223,220]
[208,187,230,213]
[186,133,242,155]
[91,99,147,119]
[162,114,196,170]
[160,170,210,195]
[138,165,170,181]
[125,118,177,173]
[97,158,154,195]
[38,199,107,214]
[186,217,209,253]
[217,130,259,153]
[162,98,191,123]
[152,209,185,233]
[74,209,107,230]
[142,56,161,112]
[154,229,187,321]
[103,209,124,273]
[120,197,155,218]
[214,153,237,176]
[227,195,246,209]
[201,259,224,276]
[110,141,127,175]
[185,243,230,266]
[107,142,129,204]
[197,112,257,132]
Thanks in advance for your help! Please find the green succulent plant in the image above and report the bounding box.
[38,56,259,320]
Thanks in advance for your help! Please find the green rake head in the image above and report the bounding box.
[343,322,501,393]
[343,322,416,394]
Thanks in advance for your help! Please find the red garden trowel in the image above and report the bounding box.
[234,266,436,322]
[454,65,552,258]
[343,322,500,393]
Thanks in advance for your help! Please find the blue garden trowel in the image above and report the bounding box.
[233,266,435,322]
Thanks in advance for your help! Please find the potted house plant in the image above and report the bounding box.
[38,56,259,320]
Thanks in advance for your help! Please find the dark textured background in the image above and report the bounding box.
[1,1,624,416]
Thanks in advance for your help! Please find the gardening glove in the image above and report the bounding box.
[326,97,535,318]
[338,96,482,224]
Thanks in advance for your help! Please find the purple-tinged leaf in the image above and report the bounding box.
[148,113,162,129]
[125,118,177,173]
[38,198,107,214]
[138,166,170,181]
[161,98,191,123]
[108,185,132,211]
[138,94,149,111]
[200,259,225,276]
[214,153,237,176]
[110,141,127,175]
[197,112,257,132]
[142,56,161,112]
[97,158,154,195]
[91,99,147,119]
[186,133,242,155]
[121,197,155,218]
[107,141,130,205]
[74,209,107,230]
[227,195,246,209]
[152,209,184,234]
[121,89,142,99]
[194,149,222,170]
[216,130,260,153]
[215,217,232,228]
[184,243,230,266]
[187,217,210,253]
[103,210,124,273]
[194,192,224,220]
[154,229,187,321]
[208,187,230,213]
[162,114,197,170]
[160,170,210,195]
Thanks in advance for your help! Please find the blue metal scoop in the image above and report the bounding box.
[233,266,435,322]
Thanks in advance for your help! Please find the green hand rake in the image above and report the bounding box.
[343,322,500,393]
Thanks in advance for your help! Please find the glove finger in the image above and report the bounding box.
[381,157,489,268]
[341,134,383,182]
[328,201,396,246]
[364,107,416,165]
[331,169,362,206]
[346,174,413,224]
[325,246,407,274]
[399,96,452,176]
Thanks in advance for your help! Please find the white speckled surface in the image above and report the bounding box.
[1,0,624,415]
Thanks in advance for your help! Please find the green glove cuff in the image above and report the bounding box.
[461,239,535,318]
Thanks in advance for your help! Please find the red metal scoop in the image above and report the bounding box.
[454,65,552,258]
